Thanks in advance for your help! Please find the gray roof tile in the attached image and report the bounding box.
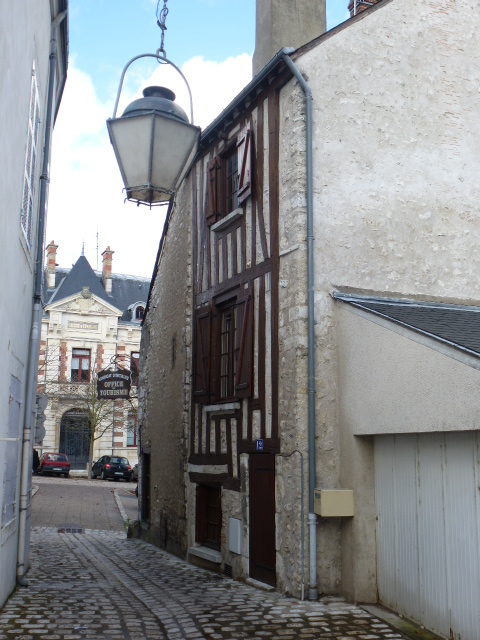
[334,294,480,357]
[44,256,150,324]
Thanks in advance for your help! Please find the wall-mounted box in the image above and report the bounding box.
[228,517,242,554]
[314,489,354,517]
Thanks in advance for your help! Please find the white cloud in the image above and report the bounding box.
[47,52,252,278]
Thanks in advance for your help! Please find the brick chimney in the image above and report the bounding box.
[253,0,326,76]
[46,241,58,289]
[348,0,383,18]
[101,246,114,294]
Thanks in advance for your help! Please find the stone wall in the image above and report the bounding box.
[140,181,193,558]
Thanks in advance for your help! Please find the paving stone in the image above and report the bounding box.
[0,500,412,640]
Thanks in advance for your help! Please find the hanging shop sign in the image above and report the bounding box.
[97,369,131,400]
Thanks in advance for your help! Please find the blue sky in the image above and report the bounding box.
[48,1,351,277]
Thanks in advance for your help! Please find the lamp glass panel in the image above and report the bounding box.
[150,115,200,191]
[108,114,154,189]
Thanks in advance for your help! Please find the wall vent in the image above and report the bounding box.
[224,564,233,578]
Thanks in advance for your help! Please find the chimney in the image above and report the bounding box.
[348,0,383,18]
[101,246,114,294]
[46,241,58,289]
[253,0,326,76]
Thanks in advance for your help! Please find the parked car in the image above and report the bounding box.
[38,452,70,478]
[91,456,132,481]
[132,463,138,481]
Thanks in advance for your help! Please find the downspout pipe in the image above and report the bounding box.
[281,53,318,601]
[17,8,67,585]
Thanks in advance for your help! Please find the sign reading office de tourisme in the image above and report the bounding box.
[97,369,131,400]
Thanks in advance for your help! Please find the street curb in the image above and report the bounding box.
[114,488,128,523]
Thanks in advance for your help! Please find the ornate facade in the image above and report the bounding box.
[38,243,149,471]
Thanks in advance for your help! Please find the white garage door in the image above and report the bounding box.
[375,432,480,640]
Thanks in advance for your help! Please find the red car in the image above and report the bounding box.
[38,452,70,478]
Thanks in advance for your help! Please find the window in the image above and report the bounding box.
[196,484,221,550]
[21,62,40,248]
[127,411,137,447]
[220,305,237,399]
[130,352,140,387]
[71,349,91,383]
[206,123,252,227]
[135,306,144,321]
[225,147,239,214]
[193,289,253,403]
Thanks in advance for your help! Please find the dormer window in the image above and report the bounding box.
[128,302,146,323]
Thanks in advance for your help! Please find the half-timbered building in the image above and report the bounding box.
[141,1,480,637]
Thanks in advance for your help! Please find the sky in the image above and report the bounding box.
[47,0,351,278]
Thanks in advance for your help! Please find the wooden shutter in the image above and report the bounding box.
[234,290,253,397]
[206,157,219,226]
[194,306,211,400]
[237,124,252,204]
[195,485,208,543]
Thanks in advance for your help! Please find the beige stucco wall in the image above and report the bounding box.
[275,0,480,600]
[338,305,480,436]
[140,180,193,558]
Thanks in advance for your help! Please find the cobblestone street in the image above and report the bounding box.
[0,478,411,640]
[0,529,410,640]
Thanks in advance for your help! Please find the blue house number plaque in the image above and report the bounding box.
[256,439,264,452]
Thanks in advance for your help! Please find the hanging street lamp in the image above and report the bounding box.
[107,1,200,207]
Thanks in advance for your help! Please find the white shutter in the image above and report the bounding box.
[21,62,40,248]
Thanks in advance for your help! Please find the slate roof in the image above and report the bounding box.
[44,256,150,324]
[333,293,480,358]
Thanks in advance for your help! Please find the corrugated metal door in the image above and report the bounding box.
[375,432,480,640]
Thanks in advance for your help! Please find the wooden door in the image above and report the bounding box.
[249,454,276,586]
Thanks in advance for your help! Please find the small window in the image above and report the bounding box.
[196,484,222,550]
[225,147,239,214]
[127,411,137,447]
[205,123,252,227]
[71,349,91,383]
[220,305,237,399]
[135,306,144,321]
[130,352,140,387]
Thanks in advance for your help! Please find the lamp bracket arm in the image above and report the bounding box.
[111,53,195,124]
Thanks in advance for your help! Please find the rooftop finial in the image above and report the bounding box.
[81,240,85,256]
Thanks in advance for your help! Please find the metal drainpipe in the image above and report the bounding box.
[281,53,318,601]
[17,9,67,586]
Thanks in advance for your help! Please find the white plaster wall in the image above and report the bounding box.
[0,1,57,608]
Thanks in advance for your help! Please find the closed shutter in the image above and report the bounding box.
[196,484,208,543]
[237,124,252,204]
[234,290,253,397]
[193,306,211,400]
[206,157,220,226]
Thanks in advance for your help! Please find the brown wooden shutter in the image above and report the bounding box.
[206,157,219,226]
[234,290,253,398]
[195,485,208,543]
[237,124,252,204]
[193,306,211,400]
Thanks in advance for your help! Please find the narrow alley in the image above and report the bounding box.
[0,478,416,640]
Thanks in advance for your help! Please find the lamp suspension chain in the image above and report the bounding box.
[156,0,169,58]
